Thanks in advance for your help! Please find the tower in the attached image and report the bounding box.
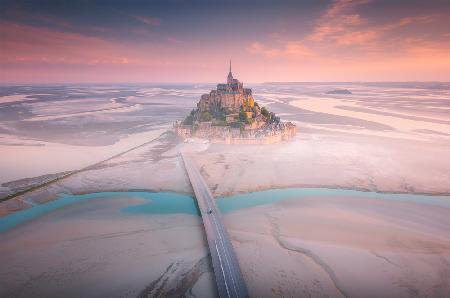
[227,59,233,84]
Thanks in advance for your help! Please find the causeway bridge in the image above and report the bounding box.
[180,151,248,298]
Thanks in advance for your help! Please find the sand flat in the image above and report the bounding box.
[290,98,450,139]
[224,196,450,297]
[0,195,217,298]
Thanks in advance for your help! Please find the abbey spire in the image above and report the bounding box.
[227,59,233,84]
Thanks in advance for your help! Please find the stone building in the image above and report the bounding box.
[174,61,297,144]
[197,61,255,114]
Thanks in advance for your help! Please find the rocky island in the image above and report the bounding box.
[326,89,352,94]
[174,62,296,144]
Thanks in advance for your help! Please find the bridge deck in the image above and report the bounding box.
[181,151,248,298]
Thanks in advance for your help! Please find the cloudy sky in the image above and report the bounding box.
[1,0,449,83]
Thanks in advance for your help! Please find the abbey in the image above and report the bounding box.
[198,61,255,115]
[174,62,296,144]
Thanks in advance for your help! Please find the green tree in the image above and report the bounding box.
[183,109,197,125]
[201,111,212,122]
[261,107,269,118]
[183,115,194,125]
[239,109,248,122]
[215,107,226,121]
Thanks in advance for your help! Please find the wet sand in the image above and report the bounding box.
[1,191,449,297]
[0,195,217,298]
[2,82,450,214]
[195,131,450,197]
[225,196,450,297]
[1,82,449,297]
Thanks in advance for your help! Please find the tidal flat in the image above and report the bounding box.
[1,82,450,297]
[1,189,449,297]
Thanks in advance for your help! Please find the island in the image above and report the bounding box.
[174,62,296,144]
[326,89,352,94]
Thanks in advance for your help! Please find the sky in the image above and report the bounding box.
[1,0,450,83]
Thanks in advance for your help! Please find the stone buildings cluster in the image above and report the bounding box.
[174,62,296,144]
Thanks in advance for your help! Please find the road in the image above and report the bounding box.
[180,151,249,298]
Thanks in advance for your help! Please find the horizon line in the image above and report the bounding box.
[1,80,450,86]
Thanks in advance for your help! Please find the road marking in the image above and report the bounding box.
[211,207,240,297]
[216,241,231,297]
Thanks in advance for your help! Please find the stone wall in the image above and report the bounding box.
[173,121,297,145]
[198,86,254,113]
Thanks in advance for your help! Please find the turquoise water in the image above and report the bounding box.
[0,192,198,233]
[217,188,450,213]
[1,188,449,233]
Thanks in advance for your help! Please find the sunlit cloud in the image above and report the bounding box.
[247,0,449,70]
[307,0,370,42]
[0,21,135,65]
[1,0,449,83]
[247,41,314,60]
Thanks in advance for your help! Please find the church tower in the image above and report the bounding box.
[227,59,233,85]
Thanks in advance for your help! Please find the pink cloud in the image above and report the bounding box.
[1,0,449,83]
[306,0,439,49]
[0,21,148,66]
[335,30,378,46]
[247,42,281,58]
[380,14,440,32]
[247,41,313,60]
[245,0,450,81]
[307,0,371,42]
[248,0,445,62]
[167,37,183,44]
